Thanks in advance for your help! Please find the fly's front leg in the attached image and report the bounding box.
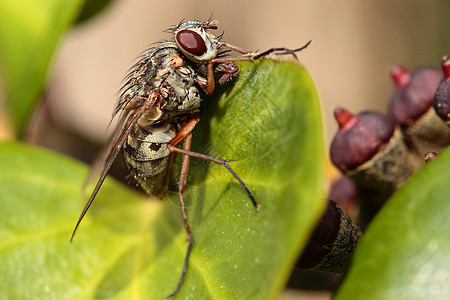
[205,56,254,95]
[204,41,258,94]
[204,40,312,95]
[194,62,239,93]
[219,40,313,59]
[218,42,253,55]
[215,62,239,84]
[252,39,312,60]
[203,42,254,94]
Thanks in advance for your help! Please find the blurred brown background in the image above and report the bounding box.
[43,0,448,148]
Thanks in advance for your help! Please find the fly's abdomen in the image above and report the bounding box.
[123,122,177,196]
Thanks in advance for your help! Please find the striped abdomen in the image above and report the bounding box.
[123,122,177,196]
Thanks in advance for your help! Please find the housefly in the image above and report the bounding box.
[70,19,311,298]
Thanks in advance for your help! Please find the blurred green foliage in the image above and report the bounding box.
[0,0,86,137]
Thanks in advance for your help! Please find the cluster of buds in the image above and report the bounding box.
[330,56,449,215]
[296,56,449,277]
[389,58,450,154]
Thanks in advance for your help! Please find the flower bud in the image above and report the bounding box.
[330,108,422,195]
[389,65,449,154]
[297,200,361,273]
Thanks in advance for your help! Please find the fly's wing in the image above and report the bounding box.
[83,53,152,190]
[71,95,156,242]
[82,111,130,190]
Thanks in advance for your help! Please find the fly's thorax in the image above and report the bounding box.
[157,47,202,112]
[117,42,202,118]
[161,70,201,112]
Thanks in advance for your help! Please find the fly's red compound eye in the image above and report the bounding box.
[176,30,207,56]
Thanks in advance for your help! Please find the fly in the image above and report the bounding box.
[70,19,311,299]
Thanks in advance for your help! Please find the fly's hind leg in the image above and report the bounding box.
[165,134,194,300]
[167,116,259,210]
[166,116,259,297]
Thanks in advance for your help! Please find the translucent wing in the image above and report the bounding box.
[71,95,156,242]
[82,111,130,190]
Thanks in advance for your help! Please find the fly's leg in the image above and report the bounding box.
[167,116,259,210]
[251,40,312,60]
[204,40,312,95]
[166,134,193,300]
[219,40,313,59]
[215,62,240,83]
[218,42,253,55]
[166,116,259,298]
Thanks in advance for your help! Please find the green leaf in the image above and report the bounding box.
[335,148,450,300]
[0,0,86,137]
[0,59,325,299]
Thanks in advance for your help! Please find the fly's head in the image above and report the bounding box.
[174,20,221,63]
